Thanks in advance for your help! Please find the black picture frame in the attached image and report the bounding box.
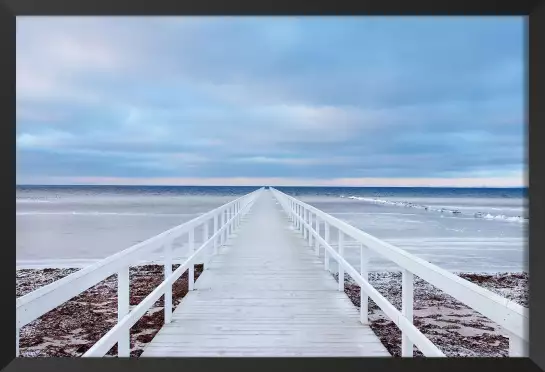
[5,1,543,371]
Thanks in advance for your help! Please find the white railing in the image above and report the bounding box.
[16,187,264,358]
[270,187,529,358]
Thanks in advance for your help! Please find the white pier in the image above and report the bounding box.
[16,188,529,358]
[142,191,388,357]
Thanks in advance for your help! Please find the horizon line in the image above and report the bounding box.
[15,175,526,189]
[16,183,527,189]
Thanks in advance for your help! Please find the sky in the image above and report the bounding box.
[16,16,526,187]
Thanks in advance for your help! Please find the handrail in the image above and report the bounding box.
[83,190,261,357]
[270,187,528,357]
[16,187,264,357]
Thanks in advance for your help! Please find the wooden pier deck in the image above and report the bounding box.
[141,191,390,357]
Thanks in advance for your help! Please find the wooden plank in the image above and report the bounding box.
[141,191,390,357]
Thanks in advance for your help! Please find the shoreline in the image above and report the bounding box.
[17,266,527,358]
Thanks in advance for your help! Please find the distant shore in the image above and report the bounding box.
[17,266,527,357]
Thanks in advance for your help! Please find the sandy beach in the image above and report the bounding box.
[17,265,527,358]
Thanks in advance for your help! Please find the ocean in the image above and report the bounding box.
[16,185,527,273]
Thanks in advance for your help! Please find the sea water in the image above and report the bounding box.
[16,185,527,273]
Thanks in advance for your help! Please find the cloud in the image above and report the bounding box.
[234,156,359,166]
[17,131,76,149]
[16,16,525,186]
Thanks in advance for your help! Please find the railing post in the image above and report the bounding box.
[233,204,236,230]
[401,269,414,357]
[309,213,313,246]
[299,205,303,232]
[508,332,529,357]
[297,204,300,231]
[304,209,308,240]
[289,200,294,223]
[188,228,195,291]
[296,204,300,230]
[214,213,219,255]
[314,216,320,255]
[164,241,172,324]
[203,220,209,269]
[225,208,229,243]
[118,266,130,357]
[294,203,297,228]
[231,204,235,232]
[288,201,292,222]
[338,231,344,292]
[301,206,304,233]
[224,209,228,242]
[220,210,225,246]
[360,244,369,325]
[227,206,231,236]
[230,205,233,234]
[307,210,310,239]
[16,327,19,357]
[299,206,302,234]
[324,223,330,271]
[236,202,240,228]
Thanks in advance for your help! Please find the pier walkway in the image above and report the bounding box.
[16,188,528,358]
[142,191,388,357]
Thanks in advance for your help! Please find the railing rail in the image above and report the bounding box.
[16,187,264,357]
[270,187,528,357]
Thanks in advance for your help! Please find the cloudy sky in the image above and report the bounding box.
[16,17,525,187]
